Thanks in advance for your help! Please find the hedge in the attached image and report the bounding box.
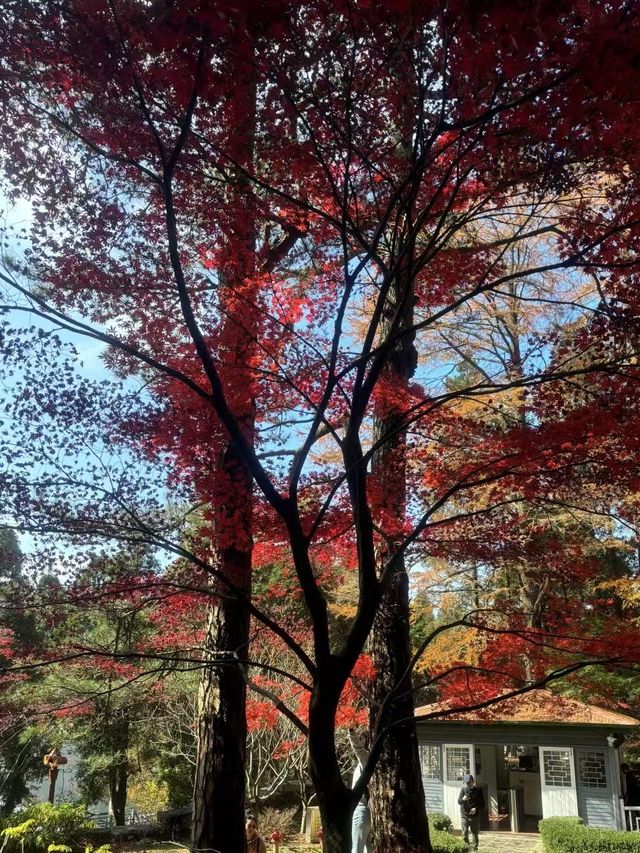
[428,813,454,833]
[431,828,466,853]
[540,817,640,852]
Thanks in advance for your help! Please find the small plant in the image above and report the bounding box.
[0,804,93,853]
[428,812,454,833]
[270,830,285,852]
[256,807,297,841]
[2,821,37,841]
[430,829,466,853]
[2,819,38,853]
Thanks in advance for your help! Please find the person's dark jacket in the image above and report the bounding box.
[458,783,485,817]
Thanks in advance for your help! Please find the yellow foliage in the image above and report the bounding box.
[414,625,486,675]
[127,778,169,816]
[597,577,640,609]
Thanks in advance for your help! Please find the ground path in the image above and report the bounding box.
[478,831,543,852]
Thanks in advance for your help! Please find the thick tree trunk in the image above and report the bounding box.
[308,682,356,853]
[192,554,250,853]
[316,805,352,853]
[109,760,128,826]
[369,415,431,851]
[369,553,430,851]
[369,225,430,852]
[192,22,257,852]
[107,712,129,826]
[367,18,431,849]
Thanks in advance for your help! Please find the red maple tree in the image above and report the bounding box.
[2,2,640,851]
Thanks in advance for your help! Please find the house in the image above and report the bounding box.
[415,690,639,833]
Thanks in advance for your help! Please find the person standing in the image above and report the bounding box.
[458,773,484,852]
[348,728,372,853]
[245,815,267,853]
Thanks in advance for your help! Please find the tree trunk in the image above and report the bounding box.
[47,768,58,805]
[308,677,357,853]
[368,392,432,851]
[107,711,129,826]
[369,192,430,853]
[369,553,430,851]
[191,22,257,852]
[109,760,128,826]
[367,18,431,850]
[193,568,250,853]
[317,805,352,853]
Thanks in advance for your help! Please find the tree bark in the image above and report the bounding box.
[369,176,430,853]
[369,553,430,851]
[369,475,431,850]
[191,19,257,853]
[109,760,128,826]
[367,18,431,849]
[193,564,251,852]
[107,711,130,826]
[308,679,356,853]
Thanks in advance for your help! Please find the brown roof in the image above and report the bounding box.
[415,690,640,727]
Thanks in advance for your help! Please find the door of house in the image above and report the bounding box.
[538,747,579,818]
[443,744,475,829]
[576,748,615,828]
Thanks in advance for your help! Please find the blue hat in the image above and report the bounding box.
[463,773,474,784]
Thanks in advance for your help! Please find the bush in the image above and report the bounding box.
[540,816,640,852]
[429,812,454,833]
[0,804,94,853]
[255,807,298,841]
[431,828,466,853]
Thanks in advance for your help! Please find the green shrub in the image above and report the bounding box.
[540,816,640,852]
[431,828,466,853]
[0,804,94,853]
[428,812,454,833]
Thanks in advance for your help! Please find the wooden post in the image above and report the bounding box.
[43,748,66,805]
[47,766,59,804]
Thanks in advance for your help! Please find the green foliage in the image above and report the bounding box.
[425,810,461,851]
[0,804,93,853]
[428,812,454,833]
[155,756,194,809]
[430,828,466,853]
[127,777,168,815]
[47,844,72,853]
[2,820,37,840]
[539,817,640,852]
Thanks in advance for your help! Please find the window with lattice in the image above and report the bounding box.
[419,744,441,780]
[446,747,471,782]
[542,749,572,787]
[578,751,607,789]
